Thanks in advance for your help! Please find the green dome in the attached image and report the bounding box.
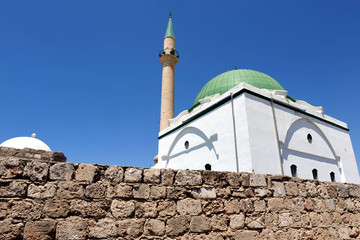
[192,69,285,108]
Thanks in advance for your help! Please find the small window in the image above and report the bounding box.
[307,134,312,144]
[184,141,189,149]
[312,169,318,180]
[290,164,297,177]
[205,164,211,170]
[330,172,336,182]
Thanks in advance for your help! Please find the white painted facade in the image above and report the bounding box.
[154,82,360,184]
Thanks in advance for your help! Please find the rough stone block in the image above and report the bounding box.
[0,157,22,178]
[161,169,175,185]
[267,198,284,211]
[190,216,211,233]
[144,168,161,183]
[203,199,224,215]
[57,181,84,199]
[348,185,360,198]
[133,184,150,199]
[110,200,135,219]
[177,199,202,215]
[107,184,132,198]
[89,218,117,239]
[192,187,216,199]
[304,198,314,211]
[144,219,165,236]
[202,171,228,186]
[337,184,349,198]
[229,214,245,229]
[273,181,286,197]
[117,218,145,238]
[233,230,260,240]
[279,213,293,227]
[85,181,107,199]
[0,219,23,240]
[157,201,176,217]
[49,162,74,181]
[166,215,189,236]
[211,214,228,231]
[255,188,271,197]
[254,200,266,212]
[0,180,27,197]
[27,183,57,198]
[75,163,97,182]
[135,201,157,218]
[224,199,240,214]
[24,219,56,240]
[124,167,142,183]
[56,217,87,240]
[306,182,318,197]
[104,165,123,184]
[69,199,109,218]
[175,170,202,186]
[11,200,43,221]
[44,199,69,218]
[226,172,241,186]
[246,217,265,229]
[0,201,9,219]
[285,182,299,196]
[325,199,335,211]
[166,186,187,199]
[250,173,267,187]
[24,160,49,182]
[150,185,166,199]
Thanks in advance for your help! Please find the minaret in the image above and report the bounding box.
[159,12,179,131]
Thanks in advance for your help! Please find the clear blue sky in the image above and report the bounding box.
[0,1,359,171]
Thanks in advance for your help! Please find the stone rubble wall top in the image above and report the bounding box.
[0,148,360,239]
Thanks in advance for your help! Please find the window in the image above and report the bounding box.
[290,164,297,177]
[184,141,189,150]
[312,169,318,180]
[307,134,312,144]
[330,172,336,182]
[205,164,211,170]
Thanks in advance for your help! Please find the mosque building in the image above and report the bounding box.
[153,14,360,184]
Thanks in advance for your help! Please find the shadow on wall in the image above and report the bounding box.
[161,127,218,168]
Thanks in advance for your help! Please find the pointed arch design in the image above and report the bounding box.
[283,118,337,160]
[161,127,218,169]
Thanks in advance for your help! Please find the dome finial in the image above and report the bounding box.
[169,11,172,18]
[235,66,238,70]
[31,133,36,138]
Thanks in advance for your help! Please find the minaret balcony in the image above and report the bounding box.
[159,48,179,59]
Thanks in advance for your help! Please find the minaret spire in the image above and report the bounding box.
[164,12,174,38]
[159,13,179,131]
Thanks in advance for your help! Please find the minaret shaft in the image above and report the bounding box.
[160,63,175,131]
[159,16,178,131]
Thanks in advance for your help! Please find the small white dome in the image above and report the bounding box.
[0,136,51,151]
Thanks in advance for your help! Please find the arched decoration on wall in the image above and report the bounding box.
[161,127,219,168]
[283,118,337,160]
[281,118,342,181]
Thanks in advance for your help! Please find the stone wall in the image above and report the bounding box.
[0,147,360,239]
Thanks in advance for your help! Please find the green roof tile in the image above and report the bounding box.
[191,69,285,109]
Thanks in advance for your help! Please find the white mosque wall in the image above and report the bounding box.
[156,100,238,172]
[239,93,283,175]
[156,86,360,184]
[272,102,360,184]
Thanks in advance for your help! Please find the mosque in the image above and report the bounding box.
[0,14,358,184]
[153,15,360,184]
